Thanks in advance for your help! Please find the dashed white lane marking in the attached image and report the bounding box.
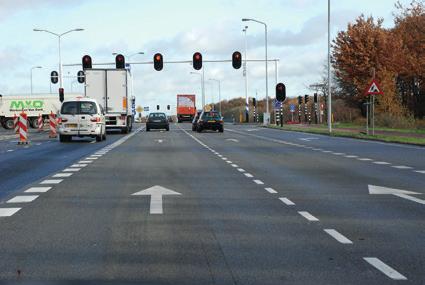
[324,229,353,244]
[345,155,358,158]
[298,211,319,222]
[0,208,21,217]
[265,187,277,194]
[358,158,372,161]
[226,161,232,164]
[7,149,14,152]
[79,160,93,164]
[244,173,254,178]
[40,179,63,184]
[322,150,332,153]
[86,157,98,160]
[25,187,51,193]
[7,195,39,203]
[391,165,412,169]
[221,157,227,160]
[237,168,245,172]
[253,179,264,185]
[415,170,425,174]
[332,152,345,156]
[279,197,295,205]
[363,257,407,280]
[91,154,102,157]
[218,155,223,158]
[71,164,87,168]
[373,161,391,165]
[63,168,81,172]
[231,164,238,168]
[53,173,73,178]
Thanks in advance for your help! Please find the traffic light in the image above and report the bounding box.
[154,53,163,71]
[276,83,286,102]
[252,98,256,106]
[298,96,303,104]
[115,54,125,69]
[157,105,160,110]
[167,105,170,110]
[50,71,58,84]
[77,71,85,84]
[305,95,309,103]
[82,55,92,69]
[193,52,202,70]
[232,51,242,69]
[59,88,64,103]
[314,93,318,103]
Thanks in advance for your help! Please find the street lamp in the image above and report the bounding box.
[30,66,42,96]
[242,26,249,123]
[33,28,84,90]
[242,18,269,124]
[327,0,332,133]
[190,71,205,108]
[209,78,221,114]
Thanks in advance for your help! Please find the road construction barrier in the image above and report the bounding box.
[38,114,43,132]
[49,112,57,138]
[14,113,19,134]
[18,111,29,145]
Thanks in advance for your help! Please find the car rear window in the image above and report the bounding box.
[61,101,97,115]
[149,113,166,119]
[202,112,221,120]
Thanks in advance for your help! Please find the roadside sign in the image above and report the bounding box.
[144,106,149,112]
[365,79,383,95]
[273,99,281,110]
[290,104,296,113]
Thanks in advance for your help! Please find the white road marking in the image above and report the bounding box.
[63,168,81,172]
[322,150,332,153]
[226,138,239,143]
[132,185,181,214]
[332,153,345,156]
[373,161,391,165]
[91,154,102,157]
[265,187,277,194]
[237,168,245,172]
[345,155,358,158]
[25,187,51,193]
[90,141,96,144]
[222,157,227,160]
[53,173,73,178]
[40,179,63,184]
[253,180,264,185]
[358,158,372,161]
[71,164,87,167]
[231,164,238,167]
[324,229,353,244]
[391,165,412,169]
[226,161,232,164]
[298,211,319,222]
[415,170,425,174]
[7,195,39,203]
[244,173,254,178]
[368,185,425,205]
[363,257,407,280]
[79,160,93,164]
[86,157,98,160]
[0,208,21,217]
[279,197,295,205]
[7,149,14,152]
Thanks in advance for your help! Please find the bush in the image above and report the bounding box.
[414,119,425,130]
[375,113,415,129]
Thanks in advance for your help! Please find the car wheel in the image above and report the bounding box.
[59,134,67,142]
[102,128,106,140]
[197,126,202,133]
[146,127,150,132]
[166,126,170,131]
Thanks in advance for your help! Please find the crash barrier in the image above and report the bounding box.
[17,112,29,145]
[49,111,57,138]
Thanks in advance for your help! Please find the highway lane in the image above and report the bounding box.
[0,124,393,284]
[190,123,424,283]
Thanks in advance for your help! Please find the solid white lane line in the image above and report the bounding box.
[415,170,425,174]
[358,158,372,161]
[253,179,264,185]
[7,195,39,203]
[373,161,391,165]
[298,211,319,222]
[244,173,254,178]
[324,229,353,244]
[237,168,245,172]
[25,187,51,193]
[391,165,412,169]
[63,168,81,172]
[79,160,93,164]
[279,197,295,205]
[53,173,73,178]
[40,179,63,184]
[265,187,278,194]
[363,257,407,280]
[231,164,238,167]
[71,164,87,168]
[0,208,21,217]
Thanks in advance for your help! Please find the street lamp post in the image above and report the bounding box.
[242,18,268,124]
[30,66,42,96]
[209,79,221,114]
[190,71,205,109]
[327,0,332,133]
[33,28,84,90]
[242,26,249,123]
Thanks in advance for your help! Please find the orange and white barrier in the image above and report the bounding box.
[49,111,57,138]
[38,114,43,132]
[18,112,29,145]
[14,113,19,134]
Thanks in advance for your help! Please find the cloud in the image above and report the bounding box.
[0,0,82,20]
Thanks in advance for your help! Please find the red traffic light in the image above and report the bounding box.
[115,54,125,69]
[59,88,65,103]
[82,55,92,69]
[193,52,202,70]
[232,51,242,69]
[154,53,163,71]
[276,83,286,102]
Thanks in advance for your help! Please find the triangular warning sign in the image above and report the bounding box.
[365,79,384,95]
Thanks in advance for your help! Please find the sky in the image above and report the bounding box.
[0,0,412,113]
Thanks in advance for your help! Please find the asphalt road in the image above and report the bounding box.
[0,123,423,284]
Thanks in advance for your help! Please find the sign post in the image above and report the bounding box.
[364,79,383,136]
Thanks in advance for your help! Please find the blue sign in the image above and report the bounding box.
[290,104,296,113]
[273,99,282,110]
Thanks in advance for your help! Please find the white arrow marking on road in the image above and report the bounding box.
[132,185,181,214]
[226,138,239,143]
[368,185,425,205]
[156,139,163,143]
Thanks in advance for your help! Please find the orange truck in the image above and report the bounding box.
[177,94,196,123]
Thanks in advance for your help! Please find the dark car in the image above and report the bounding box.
[192,110,202,131]
[146,112,169,131]
[196,111,223,133]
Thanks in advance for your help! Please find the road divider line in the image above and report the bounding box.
[391,166,412,169]
[53,173,73,178]
[358,158,372,161]
[0,208,21,217]
[25,187,51,193]
[79,161,93,164]
[324,229,353,244]
[265,187,277,194]
[231,164,238,168]
[244,173,254,178]
[298,211,319,222]
[40,179,63,184]
[237,168,245,172]
[7,195,39,203]
[373,161,391,165]
[63,168,81,172]
[415,170,425,174]
[279,197,295,205]
[71,164,87,168]
[86,157,98,160]
[345,155,358,158]
[253,179,264,185]
[363,257,407,280]
[226,161,232,164]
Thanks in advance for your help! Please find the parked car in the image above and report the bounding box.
[192,110,202,131]
[196,111,223,133]
[58,97,106,142]
[146,112,170,131]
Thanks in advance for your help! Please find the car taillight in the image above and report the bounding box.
[90,117,101,122]
[219,120,223,123]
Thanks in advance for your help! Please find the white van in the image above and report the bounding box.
[58,97,106,142]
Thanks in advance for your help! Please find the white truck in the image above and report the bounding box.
[0,93,82,129]
[84,69,134,133]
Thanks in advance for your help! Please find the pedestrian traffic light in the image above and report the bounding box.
[276,83,286,102]
[82,55,92,69]
[305,95,309,103]
[50,71,58,84]
[115,54,125,69]
[167,105,170,110]
[154,53,163,71]
[157,105,160,110]
[298,96,303,104]
[252,98,256,106]
[193,52,202,70]
[59,88,64,103]
[232,51,242,69]
[77,71,85,84]
[314,93,318,103]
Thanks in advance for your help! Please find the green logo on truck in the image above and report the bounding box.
[10,100,44,110]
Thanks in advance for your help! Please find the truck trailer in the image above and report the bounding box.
[0,93,82,129]
[177,94,196,123]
